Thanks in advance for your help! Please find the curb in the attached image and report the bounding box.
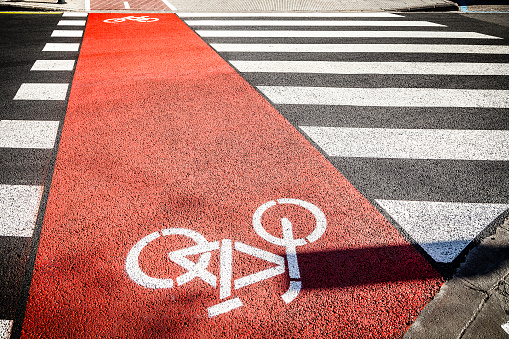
[405,216,509,338]
[396,2,459,12]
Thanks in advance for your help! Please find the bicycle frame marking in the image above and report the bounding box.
[125,198,327,317]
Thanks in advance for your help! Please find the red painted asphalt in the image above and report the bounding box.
[22,14,442,338]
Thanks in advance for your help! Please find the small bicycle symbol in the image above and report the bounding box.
[104,16,159,23]
[126,198,326,317]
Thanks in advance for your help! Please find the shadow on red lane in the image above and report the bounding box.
[298,244,441,290]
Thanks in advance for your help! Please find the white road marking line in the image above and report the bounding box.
[14,83,69,100]
[502,321,509,334]
[62,12,88,17]
[219,239,232,299]
[281,281,302,304]
[282,218,300,279]
[57,20,86,26]
[0,185,44,237]
[197,30,500,39]
[211,43,509,54]
[123,1,130,9]
[0,320,13,339]
[230,61,509,75]
[375,200,509,263]
[42,43,80,52]
[161,0,177,10]
[186,20,444,27]
[31,60,75,71]
[207,297,243,317]
[168,239,220,288]
[298,126,509,161]
[126,232,175,289]
[233,242,285,290]
[178,12,403,17]
[51,30,83,37]
[0,120,60,149]
[259,86,509,108]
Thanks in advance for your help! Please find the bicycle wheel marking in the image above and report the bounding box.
[126,199,326,317]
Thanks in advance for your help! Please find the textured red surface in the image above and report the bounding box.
[22,14,442,338]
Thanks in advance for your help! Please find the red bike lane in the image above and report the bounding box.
[21,14,442,338]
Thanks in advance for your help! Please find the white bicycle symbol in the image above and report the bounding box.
[126,198,326,317]
[104,16,159,23]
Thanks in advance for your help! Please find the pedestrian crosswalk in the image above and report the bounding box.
[0,12,86,339]
[180,12,509,266]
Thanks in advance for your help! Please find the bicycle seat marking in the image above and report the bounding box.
[104,16,159,23]
[126,198,327,317]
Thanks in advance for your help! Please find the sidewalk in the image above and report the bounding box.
[0,0,84,12]
[0,0,459,13]
[406,215,509,338]
[459,0,509,13]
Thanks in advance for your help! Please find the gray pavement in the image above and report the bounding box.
[459,0,509,13]
[406,215,509,338]
[137,0,458,12]
[0,0,84,12]
[0,0,459,13]
[0,0,508,337]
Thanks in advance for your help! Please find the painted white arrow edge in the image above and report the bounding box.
[375,200,509,263]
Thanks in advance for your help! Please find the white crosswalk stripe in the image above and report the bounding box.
[62,12,89,17]
[230,61,509,75]
[259,87,509,108]
[298,127,509,161]
[182,13,509,265]
[211,43,509,54]
[198,30,500,39]
[42,43,80,52]
[186,20,446,27]
[31,60,76,71]
[0,320,12,339]
[374,200,509,263]
[57,20,86,26]
[0,120,60,148]
[0,185,44,237]
[51,30,84,37]
[178,12,404,18]
[13,83,69,100]
[0,13,87,339]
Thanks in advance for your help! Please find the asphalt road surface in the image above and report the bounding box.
[0,11,508,339]
[180,12,509,268]
[0,12,84,338]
